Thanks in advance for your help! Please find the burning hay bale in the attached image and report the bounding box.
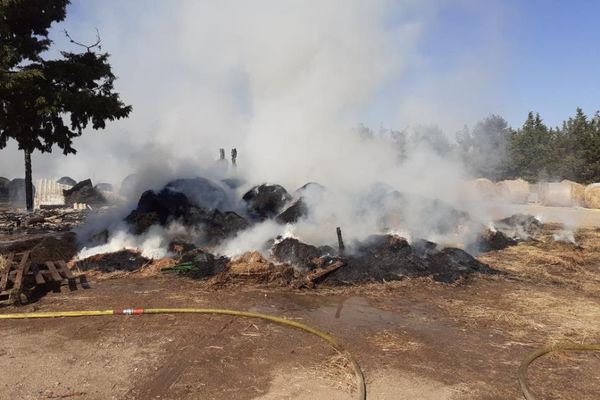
[271,237,322,271]
[165,177,232,210]
[493,214,541,239]
[469,228,517,253]
[584,183,600,209]
[242,184,292,221]
[496,179,529,204]
[276,199,308,224]
[76,249,150,272]
[539,180,585,207]
[323,234,496,284]
[125,184,249,243]
[227,251,275,275]
[162,248,229,279]
[275,182,326,224]
[63,179,107,207]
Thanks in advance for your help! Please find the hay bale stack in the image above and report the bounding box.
[539,180,585,207]
[562,179,585,206]
[584,183,600,209]
[496,179,529,204]
[463,178,497,201]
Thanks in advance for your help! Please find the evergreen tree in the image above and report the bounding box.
[457,115,512,180]
[0,0,132,210]
[511,112,553,181]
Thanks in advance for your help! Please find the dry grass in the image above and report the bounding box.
[310,352,357,393]
[478,226,600,291]
[437,226,600,343]
[368,330,422,352]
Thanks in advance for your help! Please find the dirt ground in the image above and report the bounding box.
[1,220,600,399]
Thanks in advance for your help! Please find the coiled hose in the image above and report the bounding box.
[518,343,600,400]
[0,307,366,400]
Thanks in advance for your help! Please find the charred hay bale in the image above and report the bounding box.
[584,183,600,209]
[426,248,495,283]
[324,234,494,284]
[276,199,308,224]
[539,180,585,207]
[325,235,421,283]
[496,179,529,204]
[8,178,35,206]
[168,240,197,256]
[271,238,322,271]
[128,189,191,228]
[178,249,229,279]
[63,179,107,206]
[242,184,291,221]
[0,177,9,203]
[221,178,246,190]
[494,214,541,239]
[295,182,326,197]
[77,249,150,272]
[275,183,325,224]
[57,176,77,186]
[467,228,517,253]
[126,188,249,242]
[166,177,232,210]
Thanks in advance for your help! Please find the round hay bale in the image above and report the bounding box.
[584,183,600,209]
[496,179,529,204]
[562,180,585,206]
[463,178,497,201]
[538,180,584,207]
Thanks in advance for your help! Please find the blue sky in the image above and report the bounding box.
[413,0,600,129]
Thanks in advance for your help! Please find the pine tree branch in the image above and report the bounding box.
[63,28,102,52]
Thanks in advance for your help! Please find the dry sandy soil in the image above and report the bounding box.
[1,218,599,399]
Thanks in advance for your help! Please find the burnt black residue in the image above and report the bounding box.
[324,234,496,284]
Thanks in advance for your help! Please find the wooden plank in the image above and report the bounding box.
[0,252,14,291]
[35,272,46,285]
[12,251,30,293]
[55,261,75,279]
[45,261,63,282]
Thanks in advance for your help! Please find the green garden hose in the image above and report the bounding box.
[0,307,366,400]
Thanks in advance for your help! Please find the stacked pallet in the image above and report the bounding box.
[0,251,88,306]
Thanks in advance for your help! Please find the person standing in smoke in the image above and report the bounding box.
[231,148,237,168]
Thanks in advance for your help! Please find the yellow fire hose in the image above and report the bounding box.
[0,307,366,400]
[3,308,597,399]
[518,343,600,400]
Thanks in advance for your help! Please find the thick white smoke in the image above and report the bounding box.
[0,1,516,257]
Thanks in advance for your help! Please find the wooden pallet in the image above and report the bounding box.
[0,252,88,306]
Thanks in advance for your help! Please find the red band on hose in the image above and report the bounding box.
[113,308,144,315]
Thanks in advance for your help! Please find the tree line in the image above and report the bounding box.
[370,109,600,184]
[458,109,600,184]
